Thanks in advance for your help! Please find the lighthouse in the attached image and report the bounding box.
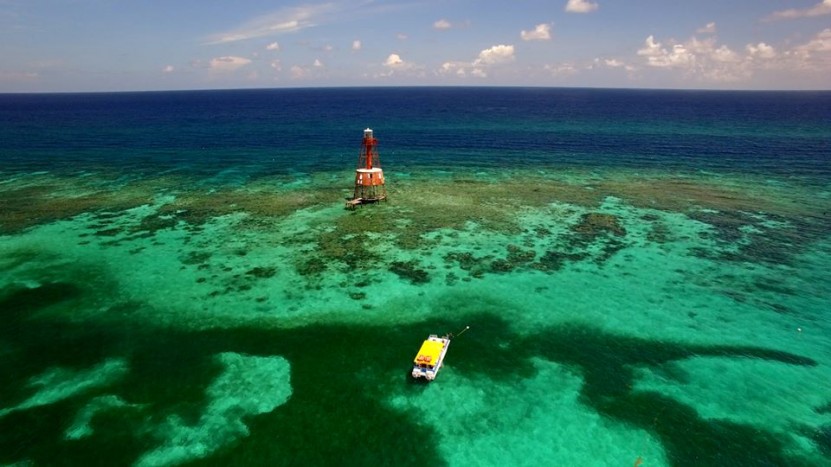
[348,128,386,207]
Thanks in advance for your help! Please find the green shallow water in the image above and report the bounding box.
[1,167,830,465]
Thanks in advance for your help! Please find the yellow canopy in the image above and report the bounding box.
[413,339,444,366]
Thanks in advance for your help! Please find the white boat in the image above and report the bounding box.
[411,334,450,381]
[411,327,468,381]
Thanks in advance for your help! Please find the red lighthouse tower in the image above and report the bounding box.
[348,128,386,207]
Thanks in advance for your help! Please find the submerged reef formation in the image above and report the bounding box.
[1,167,830,465]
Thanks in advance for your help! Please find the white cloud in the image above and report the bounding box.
[697,22,716,34]
[352,40,361,51]
[710,44,739,63]
[266,42,280,51]
[384,53,404,67]
[637,28,831,82]
[270,60,282,71]
[377,53,423,78]
[637,35,668,65]
[746,43,776,60]
[313,58,324,68]
[439,61,468,77]
[380,53,420,76]
[633,27,830,85]
[590,58,636,74]
[766,0,831,21]
[209,56,252,72]
[637,35,751,81]
[474,44,515,66]
[774,29,831,75]
[434,19,452,29]
[397,33,408,40]
[290,65,307,79]
[521,23,551,41]
[565,0,598,13]
[796,27,831,53]
[633,29,831,84]
[162,65,174,73]
[205,3,336,44]
[439,44,515,78]
[544,63,578,77]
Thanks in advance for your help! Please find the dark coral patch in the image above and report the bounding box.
[389,260,430,284]
[814,425,831,457]
[181,251,211,265]
[245,266,277,279]
[571,212,627,237]
[296,257,328,276]
[94,228,123,237]
[533,250,589,272]
[489,259,514,273]
[506,244,536,264]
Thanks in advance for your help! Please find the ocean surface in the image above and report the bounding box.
[1,87,830,466]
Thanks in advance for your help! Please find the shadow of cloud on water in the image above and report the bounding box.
[522,323,819,466]
[0,281,824,466]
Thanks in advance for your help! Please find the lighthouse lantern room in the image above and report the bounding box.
[348,128,386,208]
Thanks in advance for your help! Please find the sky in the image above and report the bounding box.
[1,0,830,92]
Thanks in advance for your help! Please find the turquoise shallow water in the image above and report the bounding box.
[1,88,831,465]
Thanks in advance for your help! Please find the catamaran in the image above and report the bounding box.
[411,326,468,381]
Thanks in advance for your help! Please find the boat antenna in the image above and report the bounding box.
[454,326,470,339]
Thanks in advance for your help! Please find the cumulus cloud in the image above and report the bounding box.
[474,44,515,66]
[209,56,252,72]
[796,27,831,53]
[313,58,324,68]
[631,24,831,85]
[439,61,471,77]
[270,60,282,71]
[637,35,753,81]
[565,0,598,13]
[205,3,336,44]
[440,44,515,78]
[544,63,578,77]
[589,58,635,73]
[377,53,422,78]
[352,40,361,50]
[521,24,551,41]
[637,29,830,83]
[697,22,716,34]
[162,65,174,73]
[637,36,667,64]
[766,0,831,21]
[746,43,776,59]
[434,19,452,29]
[384,53,405,67]
[397,33,408,40]
[290,65,307,79]
[266,42,280,51]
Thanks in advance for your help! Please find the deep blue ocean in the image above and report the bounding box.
[2,87,829,176]
[1,87,830,466]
